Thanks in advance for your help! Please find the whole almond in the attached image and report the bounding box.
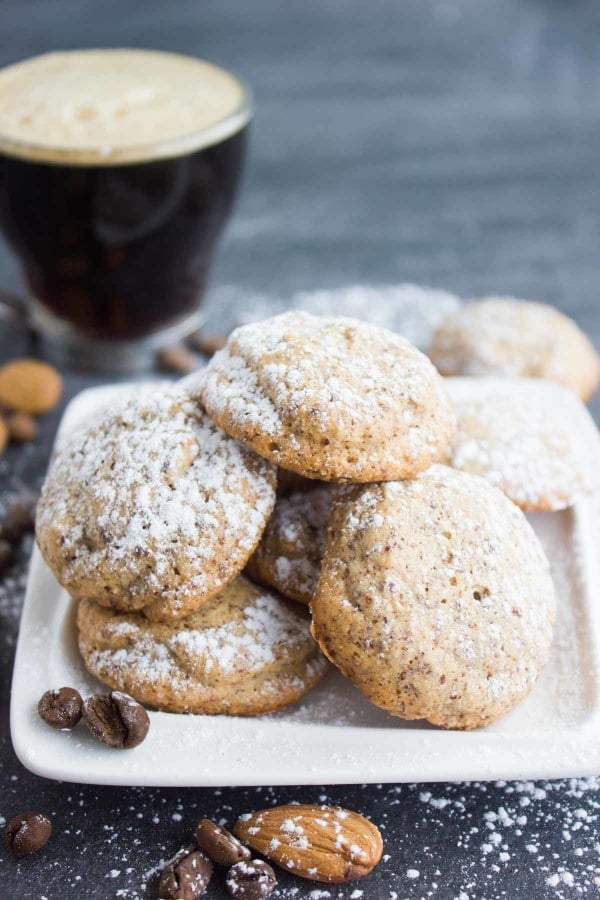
[0,359,62,414]
[233,804,383,883]
[7,412,38,443]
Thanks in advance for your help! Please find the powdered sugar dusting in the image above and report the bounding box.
[79,578,328,712]
[449,383,590,510]
[313,466,556,728]
[247,484,336,603]
[36,384,276,617]
[430,297,600,400]
[168,592,312,676]
[206,282,462,350]
[199,311,456,480]
[7,777,600,898]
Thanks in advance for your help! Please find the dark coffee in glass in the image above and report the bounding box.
[0,49,252,369]
[0,130,246,339]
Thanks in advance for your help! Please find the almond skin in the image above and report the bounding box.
[233,803,383,883]
[0,359,62,414]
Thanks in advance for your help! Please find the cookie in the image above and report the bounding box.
[36,386,276,622]
[429,297,600,402]
[194,311,456,482]
[448,381,589,511]
[311,466,555,730]
[246,484,336,604]
[77,576,328,715]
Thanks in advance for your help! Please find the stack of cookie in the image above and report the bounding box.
[36,385,327,716]
[37,309,566,729]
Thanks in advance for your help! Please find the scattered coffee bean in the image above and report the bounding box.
[1,495,36,543]
[225,859,277,899]
[7,411,38,443]
[0,416,8,455]
[158,845,213,899]
[38,687,83,730]
[0,538,13,573]
[196,818,251,866]
[83,691,149,749]
[189,332,227,356]
[5,812,52,856]
[157,344,200,374]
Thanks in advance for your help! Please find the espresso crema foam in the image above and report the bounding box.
[0,49,251,165]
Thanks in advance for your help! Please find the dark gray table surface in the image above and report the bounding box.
[2,1,600,897]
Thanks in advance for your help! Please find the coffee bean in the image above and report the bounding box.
[1,495,36,543]
[158,845,213,899]
[157,345,200,374]
[225,859,277,899]
[189,332,227,356]
[38,687,83,730]
[83,691,149,749]
[196,818,251,866]
[0,539,13,572]
[5,812,52,856]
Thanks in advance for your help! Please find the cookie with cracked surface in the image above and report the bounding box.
[429,297,600,402]
[193,311,456,482]
[36,385,276,622]
[448,381,589,511]
[311,466,556,730]
[77,576,329,715]
[246,483,336,604]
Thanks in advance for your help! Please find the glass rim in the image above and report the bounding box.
[0,57,253,167]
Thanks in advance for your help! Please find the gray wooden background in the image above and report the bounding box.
[1,1,599,898]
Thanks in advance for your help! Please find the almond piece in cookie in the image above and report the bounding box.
[233,804,383,883]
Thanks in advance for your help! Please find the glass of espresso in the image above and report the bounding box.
[0,49,252,370]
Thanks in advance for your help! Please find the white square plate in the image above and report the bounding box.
[10,379,600,786]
